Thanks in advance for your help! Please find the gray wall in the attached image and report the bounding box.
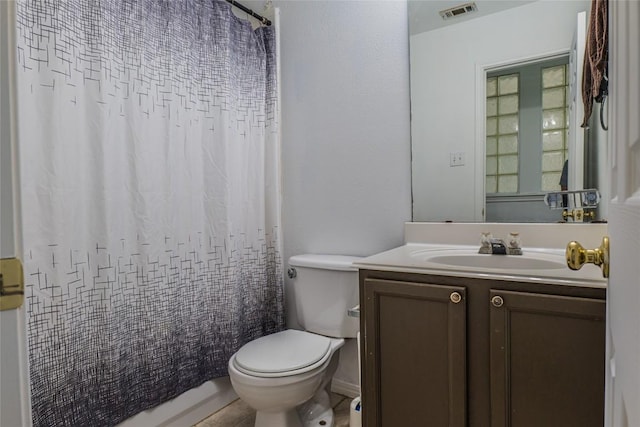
[276,0,412,325]
[276,1,412,392]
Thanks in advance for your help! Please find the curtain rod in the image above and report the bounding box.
[225,0,272,26]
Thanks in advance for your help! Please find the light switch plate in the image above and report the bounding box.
[450,152,465,167]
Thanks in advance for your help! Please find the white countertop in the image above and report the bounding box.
[355,243,607,288]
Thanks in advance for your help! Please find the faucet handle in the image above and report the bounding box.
[508,232,521,249]
[480,232,493,247]
[506,233,522,255]
[478,232,493,254]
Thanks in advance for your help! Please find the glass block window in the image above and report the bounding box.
[541,64,569,191]
[486,73,519,193]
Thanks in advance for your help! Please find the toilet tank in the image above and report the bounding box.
[288,254,362,338]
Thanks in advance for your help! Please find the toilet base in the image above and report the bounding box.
[254,389,334,427]
[298,389,334,427]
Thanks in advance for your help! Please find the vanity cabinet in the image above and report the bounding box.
[359,270,606,427]
[361,278,467,427]
[489,290,606,427]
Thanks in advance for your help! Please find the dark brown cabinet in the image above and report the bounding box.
[359,269,606,427]
[489,290,606,427]
[361,278,467,427]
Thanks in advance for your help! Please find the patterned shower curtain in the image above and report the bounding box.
[15,1,284,425]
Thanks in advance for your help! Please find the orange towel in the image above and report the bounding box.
[581,0,608,128]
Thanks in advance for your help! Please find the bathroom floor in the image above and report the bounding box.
[193,392,352,427]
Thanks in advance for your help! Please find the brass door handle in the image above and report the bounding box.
[0,276,23,296]
[0,258,25,310]
[566,236,609,278]
[562,209,595,222]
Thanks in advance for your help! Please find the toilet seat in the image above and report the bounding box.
[233,330,333,378]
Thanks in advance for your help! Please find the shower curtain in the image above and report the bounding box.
[15,1,284,425]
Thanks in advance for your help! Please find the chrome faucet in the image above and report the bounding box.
[479,233,522,255]
[490,239,507,255]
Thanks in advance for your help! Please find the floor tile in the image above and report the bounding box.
[333,397,352,427]
[193,399,255,427]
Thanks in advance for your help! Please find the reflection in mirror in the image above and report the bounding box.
[409,0,608,223]
[485,55,572,222]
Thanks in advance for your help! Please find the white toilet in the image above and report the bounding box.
[228,254,361,427]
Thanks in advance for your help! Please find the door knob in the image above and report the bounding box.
[566,236,609,278]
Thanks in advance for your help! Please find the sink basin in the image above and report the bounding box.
[424,254,566,270]
[409,248,567,271]
[354,243,607,286]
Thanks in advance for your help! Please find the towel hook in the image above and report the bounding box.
[599,95,608,131]
[597,74,609,131]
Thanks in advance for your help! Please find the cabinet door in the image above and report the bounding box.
[489,290,605,427]
[362,278,466,427]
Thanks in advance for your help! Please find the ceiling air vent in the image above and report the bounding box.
[439,2,478,20]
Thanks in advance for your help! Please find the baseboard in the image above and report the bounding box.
[331,378,360,399]
[117,377,238,427]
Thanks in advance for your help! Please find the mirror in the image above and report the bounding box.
[409,0,607,223]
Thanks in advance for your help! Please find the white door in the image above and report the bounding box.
[605,1,640,426]
[0,1,31,426]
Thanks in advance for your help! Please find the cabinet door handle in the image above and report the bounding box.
[491,295,504,308]
[450,292,462,304]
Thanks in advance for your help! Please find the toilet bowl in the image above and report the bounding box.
[228,330,344,427]
[227,254,362,427]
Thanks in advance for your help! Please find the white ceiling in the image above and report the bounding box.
[408,0,538,35]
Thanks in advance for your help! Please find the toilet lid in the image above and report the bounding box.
[234,330,332,375]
